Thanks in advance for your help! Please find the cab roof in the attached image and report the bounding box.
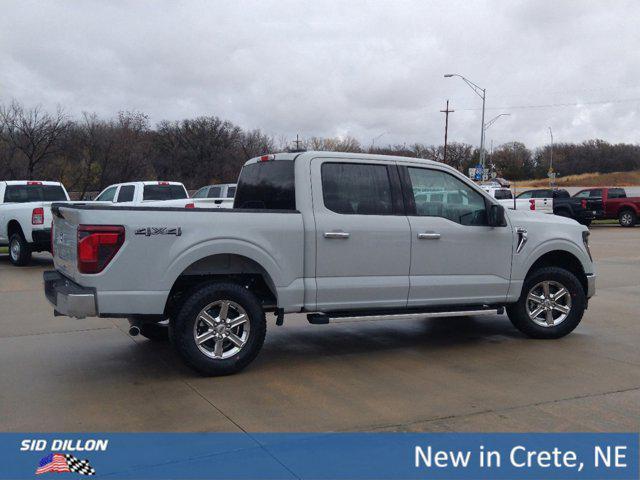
[245,151,447,169]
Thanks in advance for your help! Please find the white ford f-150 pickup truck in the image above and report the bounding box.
[44,152,596,375]
[1,180,70,265]
[191,183,236,209]
[92,181,194,207]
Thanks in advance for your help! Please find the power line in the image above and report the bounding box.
[461,97,640,111]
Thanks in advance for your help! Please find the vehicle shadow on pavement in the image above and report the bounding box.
[0,254,53,267]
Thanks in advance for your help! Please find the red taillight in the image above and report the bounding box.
[77,225,125,274]
[581,199,587,209]
[185,202,195,209]
[27,181,42,185]
[259,155,275,162]
[529,199,536,210]
[32,207,44,225]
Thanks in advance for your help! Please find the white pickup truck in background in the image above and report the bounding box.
[92,181,194,207]
[0,180,70,265]
[481,185,553,214]
[191,183,236,209]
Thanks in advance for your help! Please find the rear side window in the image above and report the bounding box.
[494,189,513,200]
[517,191,533,199]
[192,187,208,198]
[608,188,626,199]
[4,185,67,203]
[143,184,188,201]
[226,186,236,198]
[207,186,223,198]
[553,189,570,198]
[534,190,552,198]
[321,163,393,215]
[116,185,135,202]
[234,161,296,210]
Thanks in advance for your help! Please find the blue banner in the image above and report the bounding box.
[2,433,637,479]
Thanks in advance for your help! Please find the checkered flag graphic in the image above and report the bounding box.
[64,454,96,476]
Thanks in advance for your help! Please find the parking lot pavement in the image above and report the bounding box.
[1,226,639,433]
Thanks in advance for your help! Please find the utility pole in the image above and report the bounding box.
[293,134,303,151]
[440,100,454,163]
[548,127,555,187]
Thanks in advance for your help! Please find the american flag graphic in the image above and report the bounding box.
[36,453,96,476]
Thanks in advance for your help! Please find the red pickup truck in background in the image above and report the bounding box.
[573,187,640,227]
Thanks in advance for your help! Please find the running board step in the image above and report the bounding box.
[307,307,504,325]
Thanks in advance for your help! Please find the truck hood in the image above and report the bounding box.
[506,208,586,231]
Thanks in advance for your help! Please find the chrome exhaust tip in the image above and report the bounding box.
[128,325,141,336]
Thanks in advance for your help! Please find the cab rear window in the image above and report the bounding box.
[234,161,295,210]
[4,185,67,203]
[142,185,187,201]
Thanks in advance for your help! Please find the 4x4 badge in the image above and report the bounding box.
[135,227,182,237]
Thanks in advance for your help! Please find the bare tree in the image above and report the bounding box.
[0,101,68,178]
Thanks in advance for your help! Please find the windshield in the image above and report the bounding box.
[3,184,67,203]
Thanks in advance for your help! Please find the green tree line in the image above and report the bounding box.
[2,101,639,193]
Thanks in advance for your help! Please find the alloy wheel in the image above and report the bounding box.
[10,238,20,261]
[193,300,250,359]
[525,280,572,327]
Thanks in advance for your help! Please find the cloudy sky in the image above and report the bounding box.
[2,0,639,148]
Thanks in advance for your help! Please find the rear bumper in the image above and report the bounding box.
[43,270,97,318]
[586,273,596,298]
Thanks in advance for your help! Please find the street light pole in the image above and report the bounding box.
[548,127,554,172]
[444,73,486,178]
[548,126,555,187]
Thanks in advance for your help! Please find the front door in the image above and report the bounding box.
[401,165,513,307]
[311,158,411,311]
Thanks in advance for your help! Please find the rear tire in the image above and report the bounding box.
[507,266,586,339]
[619,210,636,227]
[9,233,31,266]
[172,282,266,376]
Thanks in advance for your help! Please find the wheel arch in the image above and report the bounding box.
[164,251,279,318]
[7,220,24,239]
[525,250,588,296]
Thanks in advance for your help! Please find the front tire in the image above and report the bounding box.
[172,282,266,376]
[619,210,636,227]
[9,233,31,266]
[507,267,586,339]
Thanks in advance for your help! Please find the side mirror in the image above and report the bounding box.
[488,204,507,227]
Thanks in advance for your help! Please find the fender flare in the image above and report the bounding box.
[521,238,591,277]
[162,237,283,292]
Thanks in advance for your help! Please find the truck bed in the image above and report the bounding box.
[51,203,305,315]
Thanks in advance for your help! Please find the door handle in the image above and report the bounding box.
[324,231,350,239]
[417,232,441,240]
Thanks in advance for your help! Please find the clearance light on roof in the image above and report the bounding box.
[158,181,170,185]
[259,155,275,162]
[27,181,43,185]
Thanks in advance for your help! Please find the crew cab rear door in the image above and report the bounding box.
[399,165,513,306]
[311,158,411,311]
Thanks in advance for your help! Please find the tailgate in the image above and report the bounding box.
[52,206,80,281]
